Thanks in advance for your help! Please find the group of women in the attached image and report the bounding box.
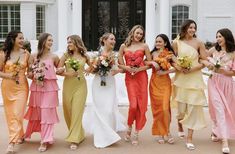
[0,19,234,154]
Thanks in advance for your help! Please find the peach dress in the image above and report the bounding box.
[1,51,29,143]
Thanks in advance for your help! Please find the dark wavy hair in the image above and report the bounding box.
[151,34,174,54]
[179,19,197,40]
[37,33,52,59]
[215,28,235,53]
[2,30,22,63]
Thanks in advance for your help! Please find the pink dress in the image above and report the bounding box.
[208,58,235,139]
[24,59,59,144]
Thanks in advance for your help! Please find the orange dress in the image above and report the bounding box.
[149,68,171,136]
[1,51,29,143]
[124,50,148,130]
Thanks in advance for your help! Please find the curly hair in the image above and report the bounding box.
[124,25,145,47]
[2,30,22,63]
[67,35,87,59]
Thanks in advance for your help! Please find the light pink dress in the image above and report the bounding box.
[24,59,59,144]
[208,57,235,139]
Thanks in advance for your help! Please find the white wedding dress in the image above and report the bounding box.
[83,73,126,148]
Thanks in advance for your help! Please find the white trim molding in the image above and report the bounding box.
[0,0,55,4]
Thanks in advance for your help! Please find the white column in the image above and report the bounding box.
[145,0,158,49]
[57,0,68,52]
[72,0,82,36]
[20,3,36,40]
[159,0,170,35]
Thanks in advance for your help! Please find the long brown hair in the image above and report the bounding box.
[179,19,197,40]
[67,35,87,58]
[37,33,52,59]
[124,25,145,47]
[99,33,113,46]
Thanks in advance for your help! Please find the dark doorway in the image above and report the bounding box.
[82,0,145,51]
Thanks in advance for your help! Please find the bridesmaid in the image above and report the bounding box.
[149,34,175,144]
[0,31,29,153]
[172,19,207,150]
[202,28,235,154]
[118,25,151,145]
[57,35,91,150]
[24,33,60,152]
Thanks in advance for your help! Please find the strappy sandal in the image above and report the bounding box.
[132,132,139,146]
[16,138,25,144]
[178,131,185,139]
[38,143,47,152]
[165,134,174,144]
[70,143,78,150]
[155,136,165,144]
[6,143,14,154]
[211,133,219,142]
[185,142,195,150]
[124,127,132,142]
[222,139,230,154]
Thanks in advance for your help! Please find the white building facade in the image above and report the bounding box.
[0,0,234,105]
[1,0,235,51]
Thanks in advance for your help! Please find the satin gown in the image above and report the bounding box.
[124,50,148,130]
[172,40,207,130]
[1,51,29,143]
[208,54,235,139]
[149,68,171,136]
[63,58,87,144]
[24,59,59,144]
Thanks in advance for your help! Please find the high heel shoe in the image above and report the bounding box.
[222,139,230,154]
[70,143,78,150]
[124,127,132,142]
[132,132,139,146]
[211,132,219,142]
[178,131,185,139]
[6,144,14,154]
[38,143,47,152]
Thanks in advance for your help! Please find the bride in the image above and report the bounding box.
[83,33,126,148]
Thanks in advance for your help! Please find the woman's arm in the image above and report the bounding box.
[118,44,135,73]
[0,51,14,79]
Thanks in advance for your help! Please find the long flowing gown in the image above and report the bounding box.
[1,51,29,143]
[172,40,207,130]
[208,54,235,139]
[124,50,148,130]
[63,58,87,144]
[83,70,126,148]
[149,68,171,136]
[24,59,59,144]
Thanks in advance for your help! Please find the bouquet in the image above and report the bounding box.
[206,51,231,77]
[128,54,142,75]
[9,57,21,84]
[92,54,114,86]
[65,57,81,80]
[31,59,48,86]
[176,56,192,70]
[154,49,173,71]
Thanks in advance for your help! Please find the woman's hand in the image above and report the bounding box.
[125,66,136,74]
[56,67,65,74]
[156,70,168,75]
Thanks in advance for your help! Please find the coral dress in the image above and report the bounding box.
[172,40,207,130]
[149,68,171,136]
[1,51,29,143]
[124,50,148,130]
[208,54,235,139]
[63,57,87,144]
[24,59,59,144]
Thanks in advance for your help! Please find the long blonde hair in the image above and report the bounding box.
[67,35,87,58]
[124,25,145,47]
[99,33,113,46]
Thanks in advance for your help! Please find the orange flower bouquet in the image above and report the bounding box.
[8,57,21,84]
[154,49,173,71]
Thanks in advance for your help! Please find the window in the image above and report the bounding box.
[0,4,20,40]
[36,5,45,38]
[171,5,189,40]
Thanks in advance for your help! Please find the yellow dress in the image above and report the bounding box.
[63,57,87,143]
[1,51,29,143]
[172,40,207,130]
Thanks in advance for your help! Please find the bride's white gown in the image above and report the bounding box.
[83,73,126,148]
